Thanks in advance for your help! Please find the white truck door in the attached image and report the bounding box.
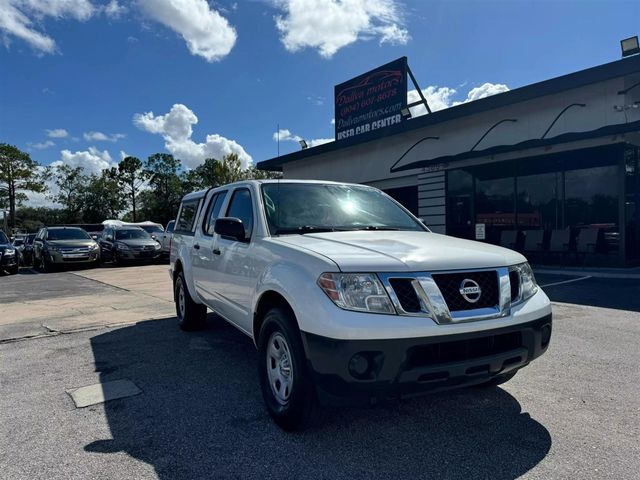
[192,190,228,306]
[210,187,260,334]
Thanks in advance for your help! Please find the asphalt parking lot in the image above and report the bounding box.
[0,265,639,479]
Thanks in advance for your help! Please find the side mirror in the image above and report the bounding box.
[106,236,113,242]
[151,234,157,240]
[214,217,247,242]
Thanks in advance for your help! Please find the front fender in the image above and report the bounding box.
[252,260,330,335]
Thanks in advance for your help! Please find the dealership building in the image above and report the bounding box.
[258,54,640,266]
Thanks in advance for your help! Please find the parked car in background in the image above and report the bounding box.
[0,230,19,275]
[21,234,36,266]
[138,223,165,241]
[99,226,162,265]
[33,227,101,272]
[103,220,164,237]
[160,220,175,256]
[12,237,25,265]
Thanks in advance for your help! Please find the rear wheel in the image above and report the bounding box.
[174,272,207,331]
[258,307,316,431]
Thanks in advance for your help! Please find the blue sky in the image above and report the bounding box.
[1,0,639,177]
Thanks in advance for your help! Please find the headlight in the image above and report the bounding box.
[115,242,130,250]
[4,248,15,256]
[88,243,99,250]
[154,242,161,250]
[509,262,538,303]
[318,273,396,314]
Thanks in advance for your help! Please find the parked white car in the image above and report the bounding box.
[170,180,552,430]
[160,220,174,256]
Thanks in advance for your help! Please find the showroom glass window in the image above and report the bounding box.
[473,161,515,244]
[446,169,473,239]
[517,155,563,230]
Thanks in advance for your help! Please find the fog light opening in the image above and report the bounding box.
[349,354,370,379]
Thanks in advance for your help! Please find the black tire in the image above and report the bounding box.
[8,265,19,275]
[258,307,316,431]
[475,371,517,388]
[39,254,53,273]
[174,272,207,331]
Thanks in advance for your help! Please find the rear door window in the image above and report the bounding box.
[203,192,228,236]
[175,199,201,235]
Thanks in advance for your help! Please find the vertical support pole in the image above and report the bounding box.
[406,65,432,114]
[619,146,627,265]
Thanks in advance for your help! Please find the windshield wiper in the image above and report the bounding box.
[274,225,336,235]
[351,226,401,231]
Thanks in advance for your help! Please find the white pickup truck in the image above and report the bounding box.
[170,180,552,430]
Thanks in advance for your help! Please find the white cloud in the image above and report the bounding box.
[464,82,510,102]
[119,150,129,160]
[30,140,55,149]
[83,131,126,142]
[408,82,510,117]
[0,0,95,53]
[25,146,114,207]
[54,146,114,175]
[134,103,252,168]
[273,128,333,148]
[102,0,126,18]
[407,86,457,116]
[46,128,68,138]
[274,0,409,58]
[136,0,237,62]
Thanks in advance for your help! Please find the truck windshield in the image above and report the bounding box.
[261,183,425,235]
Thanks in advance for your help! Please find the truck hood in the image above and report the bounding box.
[274,231,526,272]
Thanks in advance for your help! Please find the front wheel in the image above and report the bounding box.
[258,307,316,431]
[174,272,207,331]
[39,254,53,273]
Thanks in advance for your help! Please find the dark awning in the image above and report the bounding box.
[390,120,640,173]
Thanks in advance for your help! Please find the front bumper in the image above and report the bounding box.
[49,250,100,264]
[301,314,552,398]
[0,253,18,268]
[116,248,162,261]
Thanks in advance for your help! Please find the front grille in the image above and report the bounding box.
[431,270,499,311]
[60,247,90,253]
[389,278,421,313]
[509,270,520,301]
[406,331,522,369]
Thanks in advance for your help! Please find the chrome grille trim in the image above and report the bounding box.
[378,267,512,324]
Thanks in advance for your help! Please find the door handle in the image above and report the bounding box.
[194,244,200,250]
[213,248,221,255]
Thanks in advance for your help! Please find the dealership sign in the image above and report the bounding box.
[334,57,408,141]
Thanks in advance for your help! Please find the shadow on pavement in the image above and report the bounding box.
[538,275,640,312]
[86,317,551,479]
